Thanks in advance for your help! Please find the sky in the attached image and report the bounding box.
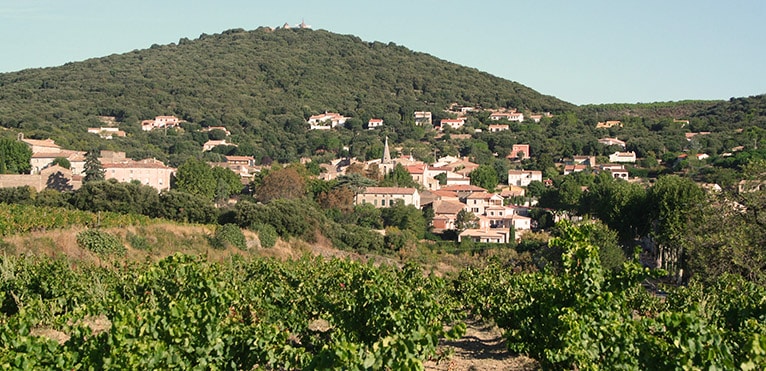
[1,0,764,105]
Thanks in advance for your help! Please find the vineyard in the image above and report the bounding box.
[0,254,464,369]
[0,222,765,369]
[456,224,766,370]
[0,204,150,236]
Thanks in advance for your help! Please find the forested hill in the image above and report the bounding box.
[689,94,766,130]
[0,27,572,140]
[579,94,766,131]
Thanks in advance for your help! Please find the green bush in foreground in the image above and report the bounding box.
[252,223,277,248]
[76,229,126,256]
[212,223,247,250]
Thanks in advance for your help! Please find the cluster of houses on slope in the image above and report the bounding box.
[307,105,552,131]
[91,115,243,156]
[343,138,539,243]
[341,134,651,243]
[1,133,261,193]
[3,134,175,192]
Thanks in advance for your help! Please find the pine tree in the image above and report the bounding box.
[83,149,105,182]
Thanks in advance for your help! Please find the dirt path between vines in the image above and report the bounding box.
[423,317,539,371]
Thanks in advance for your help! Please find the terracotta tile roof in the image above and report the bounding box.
[102,159,172,169]
[466,192,494,199]
[362,187,417,195]
[405,164,426,174]
[22,138,60,148]
[31,149,85,159]
[431,190,459,199]
[508,170,542,176]
[432,200,466,215]
[439,185,485,192]
[225,155,254,162]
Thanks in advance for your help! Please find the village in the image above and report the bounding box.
[0,99,698,246]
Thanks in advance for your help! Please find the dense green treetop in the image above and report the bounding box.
[174,157,216,200]
[0,137,32,174]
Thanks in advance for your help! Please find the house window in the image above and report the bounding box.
[373,200,377,206]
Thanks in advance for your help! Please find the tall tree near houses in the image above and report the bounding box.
[647,175,705,282]
[380,163,418,188]
[83,149,105,182]
[0,137,32,174]
[255,167,307,203]
[469,164,499,192]
[211,166,244,202]
[174,157,216,200]
[455,209,479,233]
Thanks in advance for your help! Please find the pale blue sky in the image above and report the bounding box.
[1,0,764,105]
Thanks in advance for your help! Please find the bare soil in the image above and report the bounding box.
[424,317,539,371]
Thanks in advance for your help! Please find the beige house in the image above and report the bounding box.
[20,135,61,154]
[355,187,420,209]
[0,165,81,192]
[30,150,86,175]
[100,151,175,192]
[141,115,180,131]
[88,127,126,139]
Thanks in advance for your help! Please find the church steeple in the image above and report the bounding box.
[382,136,392,164]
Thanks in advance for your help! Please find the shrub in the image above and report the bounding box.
[127,232,152,251]
[76,229,126,256]
[212,223,247,250]
[252,224,278,248]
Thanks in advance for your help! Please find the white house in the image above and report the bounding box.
[414,111,432,126]
[458,228,511,244]
[439,118,466,130]
[488,124,509,132]
[598,138,626,148]
[308,112,348,129]
[367,118,383,129]
[489,111,524,122]
[609,151,637,163]
[508,170,542,187]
